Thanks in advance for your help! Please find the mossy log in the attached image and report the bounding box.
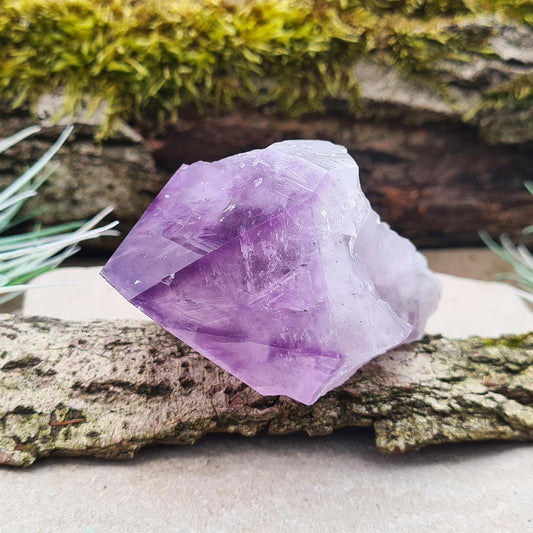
[1,12,532,248]
[0,315,531,467]
[1,1,532,141]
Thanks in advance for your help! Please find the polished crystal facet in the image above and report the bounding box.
[102,140,441,404]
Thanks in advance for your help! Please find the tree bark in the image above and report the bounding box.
[2,111,532,250]
[0,315,531,467]
[0,108,166,252]
[151,111,533,248]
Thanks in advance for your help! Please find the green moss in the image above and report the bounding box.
[481,333,532,349]
[478,0,533,26]
[0,0,531,136]
[482,73,533,109]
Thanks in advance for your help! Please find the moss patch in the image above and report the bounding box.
[0,0,531,135]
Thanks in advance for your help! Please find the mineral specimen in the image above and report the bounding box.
[102,140,440,404]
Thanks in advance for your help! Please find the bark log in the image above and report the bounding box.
[0,315,531,467]
[0,107,166,252]
[151,111,533,248]
[2,111,532,250]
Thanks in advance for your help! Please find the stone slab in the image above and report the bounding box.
[0,432,531,533]
[22,266,533,337]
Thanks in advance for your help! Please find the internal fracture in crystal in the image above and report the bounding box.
[102,140,441,404]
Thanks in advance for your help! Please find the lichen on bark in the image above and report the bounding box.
[0,315,531,467]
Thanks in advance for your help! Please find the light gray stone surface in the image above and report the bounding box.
[22,266,533,337]
[425,273,532,337]
[23,266,147,321]
[2,262,532,532]
[1,432,532,533]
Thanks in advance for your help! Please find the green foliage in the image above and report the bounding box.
[478,0,533,26]
[480,182,533,304]
[0,0,531,134]
[481,73,533,112]
[0,125,118,303]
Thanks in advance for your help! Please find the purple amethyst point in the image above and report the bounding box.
[102,140,441,404]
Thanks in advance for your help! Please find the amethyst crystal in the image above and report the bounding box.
[102,140,440,404]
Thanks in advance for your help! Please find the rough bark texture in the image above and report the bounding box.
[0,315,531,467]
[2,110,532,250]
[0,106,165,252]
[152,111,533,248]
